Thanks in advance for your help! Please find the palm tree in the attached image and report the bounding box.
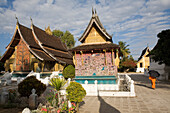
[50,78,66,107]
[118,41,130,58]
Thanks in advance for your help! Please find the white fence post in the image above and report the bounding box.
[130,80,135,96]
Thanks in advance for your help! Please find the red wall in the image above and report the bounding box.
[16,39,30,71]
[75,51,117,76]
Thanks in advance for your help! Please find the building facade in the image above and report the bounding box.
[0,20,73,73]
[70,9,120,76]
[136,47,150,73]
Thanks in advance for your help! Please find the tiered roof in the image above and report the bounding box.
[79,9,112,43]
[0,20,73,64]
[70,9,119,52]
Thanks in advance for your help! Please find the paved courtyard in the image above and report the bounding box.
[0,74,170,113]
[79,74,170,113]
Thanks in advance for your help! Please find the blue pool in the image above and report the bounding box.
[11,73,52,77]
[74,76,117,84]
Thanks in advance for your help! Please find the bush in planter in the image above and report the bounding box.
[18,76,46,97]
[62,65,75,79]
[66,82,86,112]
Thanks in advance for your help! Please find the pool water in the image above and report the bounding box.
[74,76,117,84]
[12,73,52,77]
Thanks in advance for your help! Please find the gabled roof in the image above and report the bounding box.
[32,24,73,64]
[137,47,150,62]
[1,20,73,64]
[79,9,112,43]
[70,42,119,52]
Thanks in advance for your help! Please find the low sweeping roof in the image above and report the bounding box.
[0,21,73,64]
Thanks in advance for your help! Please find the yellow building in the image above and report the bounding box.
[136,47,150,72]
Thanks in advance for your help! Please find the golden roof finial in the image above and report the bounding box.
[95,9,97,16]
[92,7,94,17]
[15,14,19,25]
[30,17,33,25]
[45,25,52,35]
[30,17,33,29]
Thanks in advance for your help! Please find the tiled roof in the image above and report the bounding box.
[79,10,112,43]
[33,25,68,52]
[70,43,119,51]
[0,22,73,65]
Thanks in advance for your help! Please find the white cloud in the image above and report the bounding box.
[0,0,170,59]
[0,0,7,6]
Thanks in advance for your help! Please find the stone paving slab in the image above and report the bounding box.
[79,74,170,113]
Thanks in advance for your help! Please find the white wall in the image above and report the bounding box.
[149,59,170,80]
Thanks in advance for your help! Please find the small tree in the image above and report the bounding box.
[50,78,66,105]
[18,76,46,97]
[118,41,130,58]
[52,29,76,49]
[62,65,75,79]
[66,82,86,112]
[150,29,170,66]
[61,31,75,49]
[52,29,64,37]
[119,55,136,72]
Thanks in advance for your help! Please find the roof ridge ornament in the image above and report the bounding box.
[30,17,33,29]
[30,17,33,25]
[92,7,95,17]
[15,14,19,25]
[95,9,97,16]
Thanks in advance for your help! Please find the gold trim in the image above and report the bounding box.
[75,51,77,66]
[80,51,84,66]
[103,49,107,65]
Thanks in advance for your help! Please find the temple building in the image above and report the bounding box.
[70,9,120,77]
[136,46,150,73]
[0,19,73,73]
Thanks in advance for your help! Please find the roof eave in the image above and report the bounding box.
[18,24,44,61]
[79,17,112,43]
[32,25,67,64]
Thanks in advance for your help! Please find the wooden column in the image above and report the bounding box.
[115,49,120,67]
[42,62,44,72]
[103,49,107,65]
[111,49,114,65]
[74,51,77,66]
[80,51,84,66]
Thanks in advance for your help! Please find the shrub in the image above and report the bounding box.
[62,65,75,79]
[66,82,86,112]
[18,76,46,97]
[49,78,66,106]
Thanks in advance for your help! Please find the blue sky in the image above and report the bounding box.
[0,0,170,60]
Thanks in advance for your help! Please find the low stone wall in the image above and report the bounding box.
[80,74,136,97]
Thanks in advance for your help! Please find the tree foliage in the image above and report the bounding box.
[52,30,63,38]
[118,41,130,58]
[150,29,170,66]
[118,41,135,72]
[52,30,75,49]
[119,56,136,72]
[121,58,136,69]
[62,65,75,79]
[18,76,46,97]
[50,78,66,91]
[66,82,86,112]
